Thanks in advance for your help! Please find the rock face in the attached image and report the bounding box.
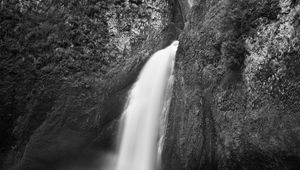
[2,0,182,170]
[3,0,300,170]
[162,0,300,169]
[11,27,181,170]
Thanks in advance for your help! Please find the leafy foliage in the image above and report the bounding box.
[219,0,281,72]
[245,1,300,109]
[0,0,111,165]
[105,0,169,64]
[0,0,171,168]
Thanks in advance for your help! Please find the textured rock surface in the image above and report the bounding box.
[162,0,300,169]
[2,0,182,169]
[12,26,181,170]
[3,0,300,170]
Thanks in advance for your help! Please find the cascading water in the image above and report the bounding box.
[115,41,179,170]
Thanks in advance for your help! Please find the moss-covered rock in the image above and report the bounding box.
[1,0,182,169]
[163,0,300,169]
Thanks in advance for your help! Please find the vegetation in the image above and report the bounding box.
[0,0,170,168]
[0,0,111,165]
[245,0,300,110]
[220,0,281,72]
[1,0,299,169]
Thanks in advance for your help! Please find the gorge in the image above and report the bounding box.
[0,0,300,170]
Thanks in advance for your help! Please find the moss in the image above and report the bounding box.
[219,0,280,73]
[164,1,300,169]
[245,1,300,110]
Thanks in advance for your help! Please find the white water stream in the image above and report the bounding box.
[115,41,179,170]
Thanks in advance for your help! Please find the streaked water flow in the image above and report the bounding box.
[115,41,179,170]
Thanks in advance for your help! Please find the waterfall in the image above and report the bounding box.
[115,41,179,170]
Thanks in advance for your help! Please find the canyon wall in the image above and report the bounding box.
[2,0,300,170]
[163,0,300,169]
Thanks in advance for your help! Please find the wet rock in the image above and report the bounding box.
[163,0,300,169]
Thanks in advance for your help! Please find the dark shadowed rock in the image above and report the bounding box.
[4,1,300,170]
[162,0,300,170]
[2,0,184,169]
[12,21,182,170]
